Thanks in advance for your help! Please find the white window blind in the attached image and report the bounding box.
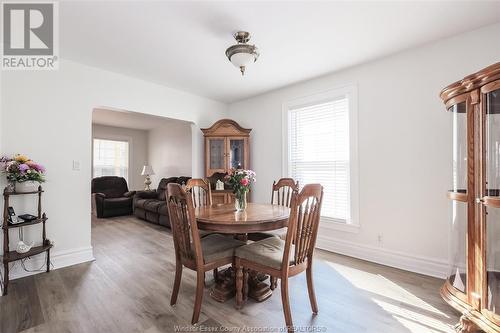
[93,139,129,182]
[289,96,350,223]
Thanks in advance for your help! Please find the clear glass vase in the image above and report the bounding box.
[235,191,247,211]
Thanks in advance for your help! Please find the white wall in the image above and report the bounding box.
[2,22,498,282]
[0,71,2,156]
[92,124,149,190]
[148,121,193,188]
[228,23,500,278]
[0,59,228,280]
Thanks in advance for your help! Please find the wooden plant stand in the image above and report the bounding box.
[1,185,52,295]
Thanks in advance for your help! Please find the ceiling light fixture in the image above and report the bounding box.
[225,31,259,76]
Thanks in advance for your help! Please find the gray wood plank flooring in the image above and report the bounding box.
[0,215,459,333]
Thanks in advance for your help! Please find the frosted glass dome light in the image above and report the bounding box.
[225,31,259,76]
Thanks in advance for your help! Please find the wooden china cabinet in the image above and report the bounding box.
[440,63,500,333]
[201,119,251,204]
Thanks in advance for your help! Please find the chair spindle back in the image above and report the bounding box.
[271,178,299,208]
[166,183,203,264]
[284,184,323,267]
[186,178,212,208]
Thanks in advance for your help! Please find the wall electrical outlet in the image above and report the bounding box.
[72,160,80,171]
[377,234,383,246]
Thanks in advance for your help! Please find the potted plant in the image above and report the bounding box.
[225,169,256,211]
[0,154,46,192]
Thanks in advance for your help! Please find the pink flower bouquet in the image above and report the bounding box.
[225,169,256,211]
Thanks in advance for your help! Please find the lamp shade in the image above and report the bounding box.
[230,52,256,68]
[141,165,155,176]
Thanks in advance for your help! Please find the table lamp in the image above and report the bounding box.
[141,165,155,190]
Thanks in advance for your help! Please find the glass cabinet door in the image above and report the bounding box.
[486,206,500,314]
[485,88,500,315]
[450,201,468,293]
[228,138,245,169]
[452,102,468,194]
[448,101,468,296]
[208,138,226,173]
[486,89,500,194]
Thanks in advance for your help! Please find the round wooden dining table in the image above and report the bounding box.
[195,202,290,234]
[195,202,291,303]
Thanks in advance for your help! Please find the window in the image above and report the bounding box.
[93,139,129,181]
[284,86,358,228]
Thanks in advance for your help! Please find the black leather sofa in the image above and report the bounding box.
[133,176,191,227]
[92,176,136,218]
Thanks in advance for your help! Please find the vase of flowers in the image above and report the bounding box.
[234,191,247,211]
[225,169,256,212]
[0,154,46,192]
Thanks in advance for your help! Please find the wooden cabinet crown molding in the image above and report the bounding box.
[201,119,252,137]
[440,62,500,104]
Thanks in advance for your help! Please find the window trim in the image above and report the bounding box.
[92,136,131,183]
[282,84,360,233]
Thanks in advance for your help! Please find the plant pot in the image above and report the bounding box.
[15,181,38,193]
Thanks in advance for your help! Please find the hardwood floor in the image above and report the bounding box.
[0,215,459,333]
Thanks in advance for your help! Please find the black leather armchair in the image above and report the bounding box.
[92,176,136,218]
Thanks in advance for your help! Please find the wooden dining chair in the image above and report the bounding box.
[166,183,246,324]
[185,178,212,208]
[234,184,324,332]
[271,178,300,208]
[185,178,220,281]
[248,178,300,289]
[248,178,299,239]
[249,178,299,239]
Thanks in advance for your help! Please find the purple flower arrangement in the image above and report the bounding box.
[0,154,46,184]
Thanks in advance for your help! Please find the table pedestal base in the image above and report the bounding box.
[210,268,235,302]
[249,272,272,301]
[209,267,272,303]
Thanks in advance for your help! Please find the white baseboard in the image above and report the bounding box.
[2,246,95,284]
[316,235,448,279]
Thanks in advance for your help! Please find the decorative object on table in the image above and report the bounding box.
[2,185,52,295]
[215,179,224,191]
[0,154,45,193]
[225,31,259,76]
[439,62,500,333]
[141,165,155,191]
[225,169,256,212]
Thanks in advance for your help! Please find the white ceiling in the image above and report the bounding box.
[92,108,191,130]
[61,1,500,103]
